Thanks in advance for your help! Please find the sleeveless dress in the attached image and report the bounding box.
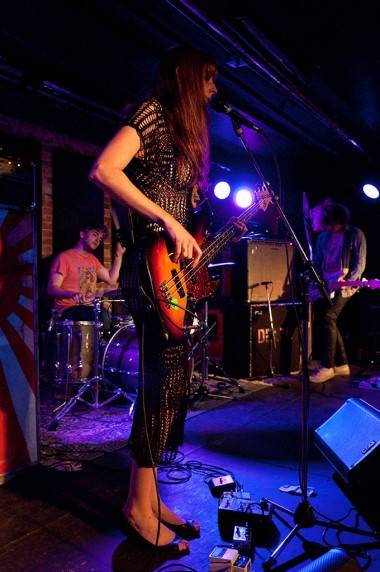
[122,98,194,467]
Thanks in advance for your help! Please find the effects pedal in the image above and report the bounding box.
[232,523,254,556]
[209,545,239,571]
[232,555,252,572]
[218,492,273,541]
[208,474,236,498]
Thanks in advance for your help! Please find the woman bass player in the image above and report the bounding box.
[90,47,245,554]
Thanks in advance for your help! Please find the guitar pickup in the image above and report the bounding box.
[171,269,186,298]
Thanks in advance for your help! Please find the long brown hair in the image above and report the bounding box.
[151,46,217,188]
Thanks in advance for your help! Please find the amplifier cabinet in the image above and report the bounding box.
[223,303,301,378]
[231,239,295,303]
[206,308,224,362]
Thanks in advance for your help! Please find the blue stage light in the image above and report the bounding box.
[214,181,231,199]
[235,188,253,208]
[363,183,379,199]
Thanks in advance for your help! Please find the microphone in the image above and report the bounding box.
[249,281,273,289]
[211,94,264,134]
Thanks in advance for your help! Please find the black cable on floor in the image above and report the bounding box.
[158,455,242,491]
[156,565,199,572]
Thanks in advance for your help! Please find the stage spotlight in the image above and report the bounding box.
[362,183,379,199]
[214,181,231,199]
[235,188,253,208]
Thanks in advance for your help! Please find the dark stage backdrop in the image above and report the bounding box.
[52,150,104,261]
[0,134,39,209]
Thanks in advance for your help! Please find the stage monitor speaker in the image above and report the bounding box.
[316,399,380,530]
[314,398,380,489]
[223,303,301,378]
[231,239,295,303]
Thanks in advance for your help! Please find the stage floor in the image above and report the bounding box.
[1,372,380,571]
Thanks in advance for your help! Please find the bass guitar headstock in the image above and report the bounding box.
[254,185,272,212]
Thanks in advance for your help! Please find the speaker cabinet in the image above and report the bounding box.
[231,239,295,303]
[314,398,380,487]
[223,303,301,377]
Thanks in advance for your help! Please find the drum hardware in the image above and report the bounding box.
[189,299,244,400]
[48,298,135,431]
[100,297,130,339]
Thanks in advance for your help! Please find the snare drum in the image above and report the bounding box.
[101,322,139,393]
[55,320,99,381]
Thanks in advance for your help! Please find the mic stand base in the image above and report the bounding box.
[261,498,380,570]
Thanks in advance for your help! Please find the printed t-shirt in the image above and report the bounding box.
[50,248,103,312]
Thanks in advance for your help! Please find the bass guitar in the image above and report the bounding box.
[144,188,271,341]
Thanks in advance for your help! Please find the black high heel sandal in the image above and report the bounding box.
[160,519,200,540]
[121,517,190,555]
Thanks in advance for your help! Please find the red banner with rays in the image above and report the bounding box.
[0,207,38,482]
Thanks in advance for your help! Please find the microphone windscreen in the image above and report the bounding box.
[210,94,227,113]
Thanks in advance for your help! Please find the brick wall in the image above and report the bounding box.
[41,147,53,258]
[40,148,113,265]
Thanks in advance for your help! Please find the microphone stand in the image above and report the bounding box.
[264,282,275,378]
[229,118,379,568]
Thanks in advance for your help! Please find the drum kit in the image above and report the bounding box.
[46,262,240,429]
[47,291,138,430]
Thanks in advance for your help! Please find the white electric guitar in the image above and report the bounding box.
[309,270,380,303]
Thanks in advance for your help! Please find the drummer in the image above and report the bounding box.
[47,221,126,321]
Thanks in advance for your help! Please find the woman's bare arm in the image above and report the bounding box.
[89,126,202,264]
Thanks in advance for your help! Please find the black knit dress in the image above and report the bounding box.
[122,98,194,467]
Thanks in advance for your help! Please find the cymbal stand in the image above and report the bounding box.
[48,299,131,431]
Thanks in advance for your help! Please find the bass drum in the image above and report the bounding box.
[101,322,139,393]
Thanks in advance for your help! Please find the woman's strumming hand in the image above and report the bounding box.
[163,216,202,266]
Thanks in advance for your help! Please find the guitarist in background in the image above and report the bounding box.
[310,200,366,383]
[90,47,245,553]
